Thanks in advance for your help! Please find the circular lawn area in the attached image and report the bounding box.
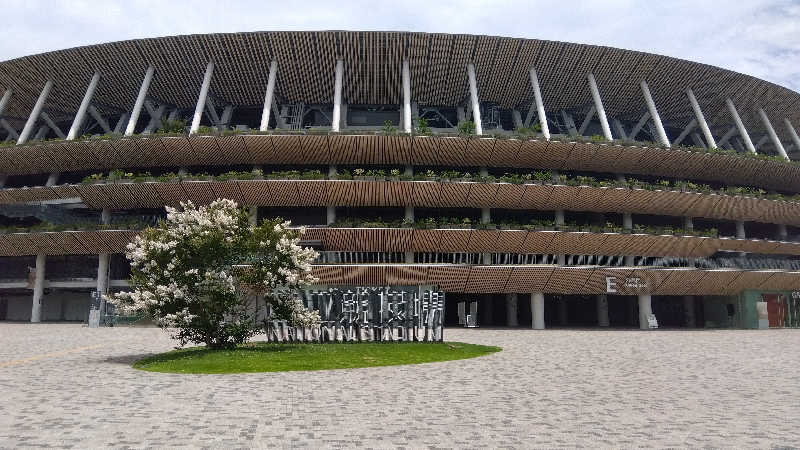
[134,341,501,374]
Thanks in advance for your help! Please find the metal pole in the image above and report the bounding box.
[126,66,154,136]
[259,60,278,131]
[758,108,788,160]
[67,72,101,140]
[726,98,756,154]
[783,118,800,155]
[467,63,483,135]
[17,80,53,145]
[686,88,716,148]
[640,80,670,147]
[402,59,412,134]
[587,73,612,141]
[529,66,550,140]
[332,60,343,132]
[190,61,215,134]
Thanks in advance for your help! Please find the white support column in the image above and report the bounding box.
[683,295,696,328]
[640,80,670,147]
[531,292,545,330]
[0,91,16,141]
[259,60,278,131]
[637,294,652,330]
[784,119,800,155]
[578,105,596,136]
[736,221,746,239]
[402,59,412,134]
[758,108,788,160]
[597,294,609,327]
[96,207,111,320]
[45,172,60,187]
[332,59,344,132]
[467,63,483,135]
[248,207,258,226]
[18,80,53,145]
[0,89,11,117]
[126,66,154,136]
[686,88,717,148]
[555,208,566,265]
[39,112,65,139]
[673,119,697,146]
[612,119,628,140]
[31,253,46,323]
[560,110,578,137]
[629,111,651,141]
[684,216,694,232]
[529,66,549,140]
[66,72,101,140]
[778,224,788,241]
[506,293,519,327]
[190,61,215,134]
[726,98,756,154]
[113,112,130,135]
[142,104,166,134]
[587,73,613,141]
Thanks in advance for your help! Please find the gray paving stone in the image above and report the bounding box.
[1,323,799,448]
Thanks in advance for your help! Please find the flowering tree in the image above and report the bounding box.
[109,199,318,349]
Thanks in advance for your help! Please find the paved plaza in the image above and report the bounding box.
[1,323,799,448]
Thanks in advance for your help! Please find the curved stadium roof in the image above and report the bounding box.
[0,31,798,145]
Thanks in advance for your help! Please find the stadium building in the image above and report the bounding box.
[1,31,800,329]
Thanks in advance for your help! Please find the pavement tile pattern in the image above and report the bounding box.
[1,323,799,448]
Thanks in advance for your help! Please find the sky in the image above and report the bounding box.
[2,0,799,91]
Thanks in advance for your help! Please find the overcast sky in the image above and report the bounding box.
[3,0,799,91]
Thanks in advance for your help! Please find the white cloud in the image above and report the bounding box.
[1,0,798,91]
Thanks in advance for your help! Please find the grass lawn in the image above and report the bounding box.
[133,341,501,374]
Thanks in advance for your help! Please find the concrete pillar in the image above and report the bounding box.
[555,209,566,265]
[18,80,53,145]
[402,59,412,134]
[686,88,717,148]
[531,292,545,329]
[726,98,756,154]
[683,295,696,328]
[736,221,746,239]
[45,172,60,187]
[481,208,491,224]
[332,60,344,132]
[778,224,788,241]
[467,63,483,135]
[558,299,568,326]
[248,207,258,226]
[259,60,278,131]
[640,80,670,147]
[126,66,155,136]
[758,108,788,160]
[326,206,336,226]
[190,61,215,134]
[529,67,549,140]
[638,294,653,330]
[597,294,610,327]
[31,253,46,323]
[587,73,613,141]
[97,253,109,294]
[506,293,519,327]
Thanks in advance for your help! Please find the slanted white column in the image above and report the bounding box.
[640,80,670,147]
[686,89,716,148]
[758,108,788,160]
[506,293,519,327]
[45,172,60,187]
[467,63,483,135]
[531,292,545,329]
[529,66,549,140]
[638,294,653,330]
[190,61,215,134]
[402,59,412,134]
[126,66,155,136]
[67,72,101,140]
[784,119,800,154]
[587,73,613,141]
[683,295,696,328]
[0,90,13,134]
[597,294,609,327]
[259,60,278,131]
[331,59,344,132]
[18,80,53,145]
[726,98,756,154]
[31,253,46,323]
